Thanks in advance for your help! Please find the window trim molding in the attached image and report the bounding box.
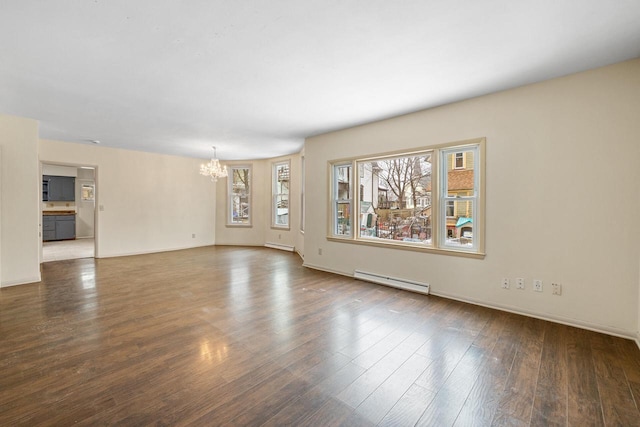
[300,155,305,233]
[328,161,354,238]
[327,137,486,258]
[226,164,252,228]
[439,145,481,252]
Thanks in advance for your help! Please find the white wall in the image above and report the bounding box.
[303,59,640,337]
[39,139,216,258]
[42,164,77,177]
[0,114,41,287]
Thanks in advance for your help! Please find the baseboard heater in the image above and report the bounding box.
[264,243,295,252]
[354,270,430,295]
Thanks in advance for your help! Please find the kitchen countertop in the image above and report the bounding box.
[43,211,76,216]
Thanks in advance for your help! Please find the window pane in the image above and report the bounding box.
[333,164,352,236]
[444,202,474,248]
[442,146,478,251]
[336,202,351,235]
[275,194,288,225]
[229,167,250,225]
[231,195,250,223]
[273,162,290,227]
[276,164,289,194]
[447,150,475,195]
[232,168,250,194]
[336,165,350,199]
[358,153,432,245]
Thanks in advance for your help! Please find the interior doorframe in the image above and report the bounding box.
[39,161,99,263]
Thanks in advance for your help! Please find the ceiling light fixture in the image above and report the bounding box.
[199,146,228,182]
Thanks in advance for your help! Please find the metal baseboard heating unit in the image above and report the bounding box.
[353,270,430,295]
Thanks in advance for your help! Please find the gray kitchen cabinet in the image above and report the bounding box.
[42,214,76,241]
[55,216,76,240]
[43,175,75,201]
[42,216,56,241]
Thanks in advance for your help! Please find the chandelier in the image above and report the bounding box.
[200,146,228,182]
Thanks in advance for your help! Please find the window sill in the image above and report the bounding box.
[326,236,485,259]
[271,225,291,231]
[226,223,252,228]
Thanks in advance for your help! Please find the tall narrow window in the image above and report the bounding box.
[332,163,352,236]
[440,145,479,251]
[272,160,290,228]
[228,166,251,226]
[300,156,305,232]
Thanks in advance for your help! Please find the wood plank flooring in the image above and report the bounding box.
[1,246,640,426]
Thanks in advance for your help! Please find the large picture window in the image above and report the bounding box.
[329,138,485,256]
[272,160,290,228]
[228,166,251,226]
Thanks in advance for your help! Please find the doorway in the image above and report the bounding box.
[41,163,97,263]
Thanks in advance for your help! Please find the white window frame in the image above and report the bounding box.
[272,160,290,229]
[328,138,485,258]
[330,162,353,237]
[300,156,305,233]
[227,165,252,227]
[439,145,479,252]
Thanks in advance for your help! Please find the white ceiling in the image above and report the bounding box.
[1,1,639,160]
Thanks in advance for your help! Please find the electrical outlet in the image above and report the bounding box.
[533,279,543,292]
[516,278,525,290]
[552,283,562,295]
[192,233,196,238]
[318,248,323,255]
[501,278,510,289]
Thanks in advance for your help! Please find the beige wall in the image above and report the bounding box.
[0,114,41,286]
[303,59,640,337]
[39,139,216,258]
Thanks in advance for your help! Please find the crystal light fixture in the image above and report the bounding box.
[199,146,228,182]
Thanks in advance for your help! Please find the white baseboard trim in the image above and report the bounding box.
[264,243,295,252]
[302,262,637,341]
[1,275,42,288]
[429,289,636,341]
[302,262,352,278]
[97,243,215,259]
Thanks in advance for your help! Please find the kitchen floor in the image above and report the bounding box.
[43,238,94,262]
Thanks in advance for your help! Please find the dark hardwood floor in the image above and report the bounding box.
[1,246,640,426]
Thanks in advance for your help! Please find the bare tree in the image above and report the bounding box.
[233,168,250,194]
[377,156,430,209]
